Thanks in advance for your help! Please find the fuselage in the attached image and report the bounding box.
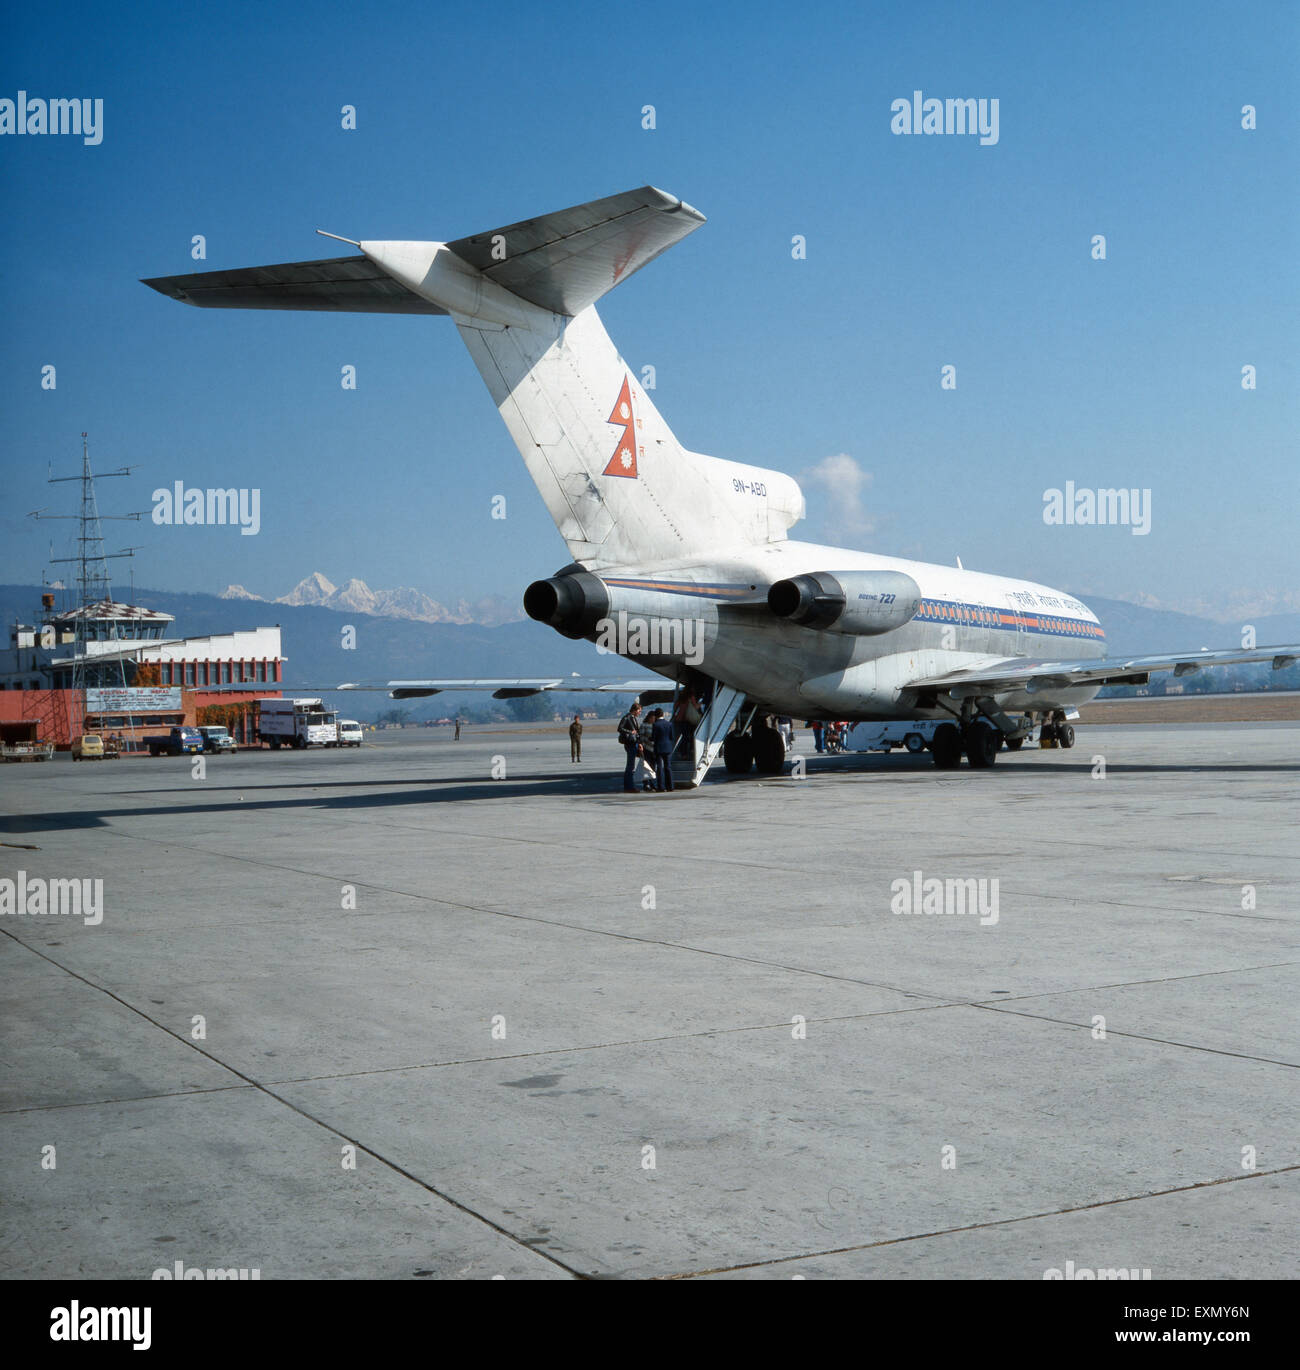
[589,538,1107,719]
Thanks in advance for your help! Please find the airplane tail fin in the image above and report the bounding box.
[143,186,805,568]
[434,187,804,567]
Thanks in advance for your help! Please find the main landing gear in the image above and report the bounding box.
[930,706,1077,767]
[722,717,786,776]
[930,719,1001,769]
[1039,710,1076,749]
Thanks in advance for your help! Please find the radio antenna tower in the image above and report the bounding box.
[29,434,142,721]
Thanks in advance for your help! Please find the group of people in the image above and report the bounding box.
[616,700,677,792]
[811,720,851,753]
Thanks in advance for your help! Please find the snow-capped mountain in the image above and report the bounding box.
[220,574,521,626]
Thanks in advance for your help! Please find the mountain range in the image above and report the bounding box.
[2,583,1296,722]
[220,573,521,627]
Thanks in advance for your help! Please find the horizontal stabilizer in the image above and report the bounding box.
[141,186,703,319]
[141,255,448,314]
[447,185,704,316]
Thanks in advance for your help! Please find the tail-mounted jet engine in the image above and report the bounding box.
[767,570,922,635]
[523,570,611,640]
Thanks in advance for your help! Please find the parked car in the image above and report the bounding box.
[337,720,363,748]
[71,734,105,761]
[198,725,237,754]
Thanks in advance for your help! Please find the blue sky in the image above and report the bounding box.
[1,0,1296,621]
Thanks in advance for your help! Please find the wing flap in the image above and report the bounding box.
[911,644,1300,697]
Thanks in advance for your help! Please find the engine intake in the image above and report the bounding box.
[768,570,921,635]
[523,571,610,640]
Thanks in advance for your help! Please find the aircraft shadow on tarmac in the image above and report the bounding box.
[2,752,1297,834]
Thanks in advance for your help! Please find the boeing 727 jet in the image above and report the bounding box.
[144,186,1298,787]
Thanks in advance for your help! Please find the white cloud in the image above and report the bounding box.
[799,453,875,542]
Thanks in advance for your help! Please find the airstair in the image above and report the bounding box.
[669,683,751,788]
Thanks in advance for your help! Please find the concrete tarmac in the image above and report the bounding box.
[2,722,1297,1280]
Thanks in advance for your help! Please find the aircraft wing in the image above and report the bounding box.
[334,677,667,700]
[910,644,1300,697]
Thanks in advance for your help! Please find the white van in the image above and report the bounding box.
[337,720,363,748]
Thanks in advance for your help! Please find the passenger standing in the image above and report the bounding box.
[569,713,583,762]
[617,700,644,793]
[650,708,675,792]
[811,720,825,753]
[673,687,702,760]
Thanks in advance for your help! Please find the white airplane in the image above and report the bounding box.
[144,186,1299,788]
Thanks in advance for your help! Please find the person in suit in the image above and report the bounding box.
[649,708,675,791]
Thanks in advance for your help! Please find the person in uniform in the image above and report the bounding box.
[569,713,583,761]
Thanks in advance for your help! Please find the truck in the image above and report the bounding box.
[144,726,205,756]
[0,721,54,762]
[846,719,941,754]
[197,725,237,754]
[257,697,338,749]
[847,709,1079,755]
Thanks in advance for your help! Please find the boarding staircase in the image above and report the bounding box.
[669,683,750,789]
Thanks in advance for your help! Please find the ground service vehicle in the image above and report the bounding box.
[257,698,338,749]
[337,720,363,747]
[1,722,54,762]
[198,725,237,754]
[71,734,105,761]
[144,727,204,756]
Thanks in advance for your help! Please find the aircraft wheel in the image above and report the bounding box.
[723,733,755,774]
[904,732,926,753]
[1004,736,1024,751]
[752,727,786,775]
[931,723,963,769]
[1058,723,1075,749]
[964,721,1000,768]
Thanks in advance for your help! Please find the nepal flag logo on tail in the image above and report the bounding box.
[602,376,641,478]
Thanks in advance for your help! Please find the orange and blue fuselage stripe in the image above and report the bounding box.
[602,579,1106,640]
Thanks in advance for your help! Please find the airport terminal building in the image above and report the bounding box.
[0,594,284,747]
